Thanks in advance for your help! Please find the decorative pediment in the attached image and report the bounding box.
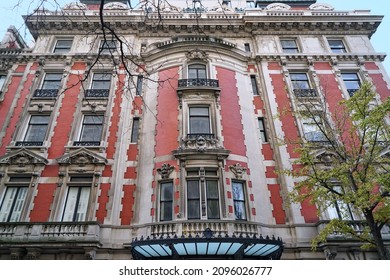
[229,163,247,179]
[265,3,291,10]
[310,149,340,166]
[0,148,48,166]
[103,2,128,10]
[157,163,175,179]
[56,148,107,166]
[63,2,87,10]
[309,3,334,11]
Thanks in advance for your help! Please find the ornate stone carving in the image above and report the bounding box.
[229,163,247,179]
[157,163,175,179]
[104,2,128,10]
[56,148,107,166]
[186,49,209,61]
[309,3,334,11]
[179,135,222,153]
[265,3,291,10]
[63,2,87,10]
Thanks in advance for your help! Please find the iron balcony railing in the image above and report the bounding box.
[84,89,110,98]
[293,88,318,98]
[178,79,219,88]
[15,141,44,146]
[73,141,101,146]
[33,89,58,99]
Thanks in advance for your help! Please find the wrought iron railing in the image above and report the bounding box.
[293,88,318,98]
[178,79,219,88]
[187,133,215,139]
[33,89,58,99]
[15,141,44,146]
[73,141,101,146]
[84,89,110,98]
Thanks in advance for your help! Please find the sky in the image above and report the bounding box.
[0,0,389,72]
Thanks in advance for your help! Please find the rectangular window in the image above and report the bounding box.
[187,169,220,219]
[23,115,50,144]
[328,39,346,53]
[258,118,268,143]
[42,73,62,90]
[91,73,112,90]
[78,115,104,144]
[244,43,251,52]
[130,118,139,143]
[281,39,299,53]
[99,40,117,54]
[189,107,210,135]
[290,73,310,90]
[160,182,173,221]
[62,176,92,222]
[301,116,327,142]
[0,177,31,222]
[188,64,207,79]
[246,1,255,8]
[327,186,355,220]
[53,39,73,53]
[232,181,246,220]
[0,75,6,90]
[341,73,361,97]
[250,75,259,95]
[136,75,143,96]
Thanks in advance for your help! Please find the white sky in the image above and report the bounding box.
[0,0,389,72]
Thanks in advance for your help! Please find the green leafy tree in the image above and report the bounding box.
[285,82,390,259]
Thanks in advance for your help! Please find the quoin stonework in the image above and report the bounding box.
[0,0,389,260]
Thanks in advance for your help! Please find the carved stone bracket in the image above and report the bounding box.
[229,163,247,179]
[157,163,175,179]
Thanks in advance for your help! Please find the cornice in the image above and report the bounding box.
[24,10,383,38]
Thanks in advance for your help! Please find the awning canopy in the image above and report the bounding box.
[130,228,283,260]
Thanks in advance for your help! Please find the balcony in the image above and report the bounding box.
[73,141,101,147]
[293,88,318,98]
[178,78,219,88]
[33,89,58,99]
[0,222,101,244]
[84,89,110,99]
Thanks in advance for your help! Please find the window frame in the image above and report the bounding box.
[187,63,207,80]
[327,39,347,53]
[280,39,299,53]
[290,73,311,90]
[186,168,220,220]
[258,117,268,143]
[20,115,51,145]
[77,114,105,145]
[300,115,327,142]
[159,181,174,221]
[53,39,73,53]
[341,73,361,97]
[188,106,211,136]
[0,74,7,91]
[99,40,117,54]
[232,181,247,220]
[41,73,63,90]
[0,176,32,222]
[250,75,259,96]
[90,73,112,90]
[61,176,93,222]
[130,117,140,143]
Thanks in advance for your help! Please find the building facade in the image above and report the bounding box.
[0,0,389,259]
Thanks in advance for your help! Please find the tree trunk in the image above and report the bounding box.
[365,211,389,260]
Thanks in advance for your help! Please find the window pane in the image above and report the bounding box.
[207,200,219,219]
[24,116,50,142]
[161,182,173,201]
[232,182,244,201]
[190,107,209,116]
[250,75,259,95]
[0,75,6,89]
[189,117,210,134]
[62,187,78,221]
[54,40,72,53]
[75,187,90,222]
[232,182,246,220]
[188,64,206,79]
[160,202,173,221]
[234,201,246,220]
[188,200,200,219]
[187,180,200,199]
[62,187,90,222]
[136,76,143,95]
[130,118,139,143]
[91,73,112,90]
[206,181,218,199]
[0,187,27,222]
[42,73,62,89]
